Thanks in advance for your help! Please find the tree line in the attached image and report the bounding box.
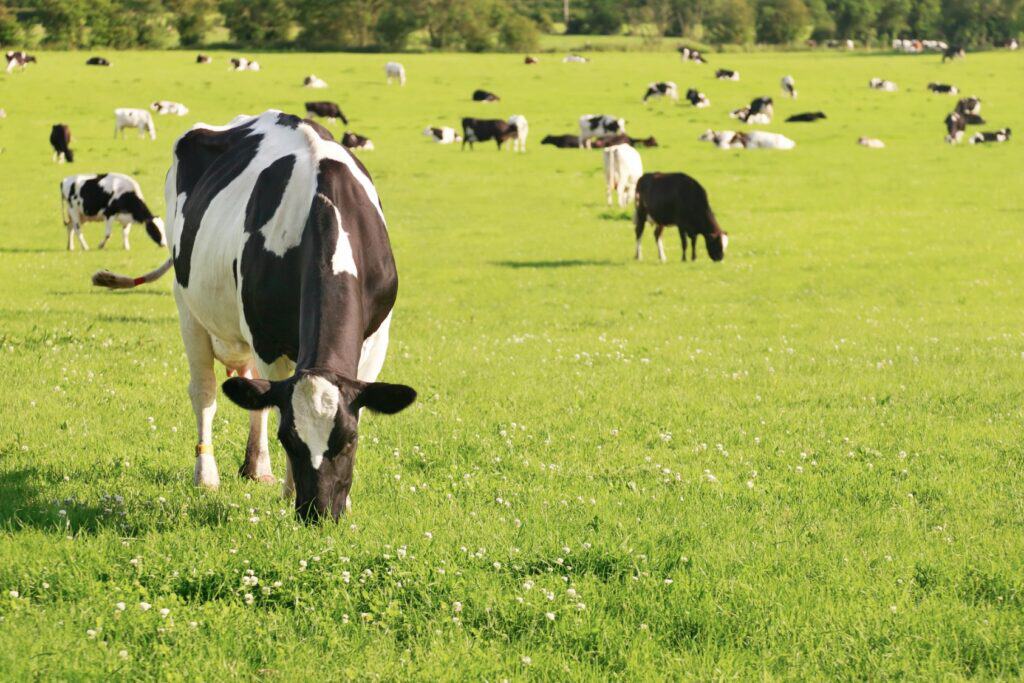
[1,0,1020,51]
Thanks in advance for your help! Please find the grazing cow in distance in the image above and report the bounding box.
[524,56,538,64]
[541,134,581,148]
[1002,38,1019,50]
[942,45,965,62]
[781,75,797,98]
[969,128,1011,144]
[563,54,589,63]
[231,57,260,71]
[945,112,967,143]
[715,69,740,81]
[858,137,885,148]
[928,82,959,95]
[90,111,416,521]
[643,81,679,103]
[461,118,517,150]
[603,144,643,207]
[869,78,898,91]
[590,134,658,149]
[61,173,165,251]
[699,129,796,150]
[634,173,728,263]
[50,124,74,163]
[196,54,212,64]
[731,97,773,124]
[86,56,110,66]
[508,115,529,152]
[686,89,710,108]
[151,101,189,116]
[956,97,981,116]
[341,131,374,151]
[786,111,826,122]
[678,46,706,63]
[114,108,156,140]
[424,126,462,144]
[304,75,328,89]
[305,101,348,125]
[579,114,626,148]
[472,89,500,102]
[5,51,35,73]
[385,62,406,86]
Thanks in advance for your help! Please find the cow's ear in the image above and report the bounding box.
[354,382,417,414]
[222,377,281,410]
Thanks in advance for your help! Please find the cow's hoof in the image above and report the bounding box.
[194,453,220,489]
[257,474,275,484]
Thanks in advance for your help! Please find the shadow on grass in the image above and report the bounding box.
[48,288,170,297]
[494,259,622,269]
[0,247,63,254]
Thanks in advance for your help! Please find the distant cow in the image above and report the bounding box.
[643,81,679,103]
[603,144,643,207]
[969,128,1011,144]
[869,78,898,91]
[731,97,773,124]
[114,108,156,140]
[678,46,706,63]
[151,100,189,116]
[462,118,518,150]
[508,114,529,152]
[686,89,710,108]
[341,131,374,151]
[472,89,500,102]
[786,111,826,122]
[305,101,348,124]
[196,54,212,64]
[590,134,658,149]
[303,75,328,89]
[385,62,406,86]
[634,173,728,263]
[928,82,959,95]
[61,173,165,251]
[956,97,981,116]
[231,57,260,71]
[781,75,797,98]
[699,129,796,150]
[525,56,538,64]
[563,54,589,63]
[579,114,626,147]
[715,69,739,81]
[86,56,110,66]
[1002,38,1019,50]
[541,134,581,148]
[858,137,885,148]
[5,51,35,73]
[942,45,965,62]
[50,124,74,163]
[424,126,462,144]
[945,112,967,143]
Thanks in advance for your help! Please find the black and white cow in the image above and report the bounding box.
[578,114,625,147]
[541,134,581,148]
[731,97,774,124]
[781,75,797,98]
[955,97,981,117]
[196,54,212,64]
[869,78,898,91]
[699,129,796,149]
[715,69,740,81]
[969,128,1011,144]
[423,126,462,144]
[341,131,374,151]
[303,74,328,89]
[61,173,165,251]
[305,101,348,125]
[50,124,74,163]
[472,89,500,102]
[928,82,959,95]
[86,56,111,66]
[634,173,728,263]
[231,57,260,71]
[942,45,965,62]
[5,51,35,73]
[786,111,826,122]
[461,118,517,150]
[152,100,189,116]
[678,46,706,63]
[643,81,679,103]
[945,111,967,143]
[686,88,710,108]
[91,111,416,521]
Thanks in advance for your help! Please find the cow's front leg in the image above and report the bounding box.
[75,224,89,250]
[98,218,113,249]
[237,367,274,483]
[691,235,698,261]
[177,298,220,489]
[283,458,295,500]
[121,222,131,250]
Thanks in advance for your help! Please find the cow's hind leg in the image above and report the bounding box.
[634,204,647,260]
[121,222,131,250]
[176,290,220,489]
[98,218,113,249]
[75,223,89,250]
[237,366,274,483]
[655,225,667,263]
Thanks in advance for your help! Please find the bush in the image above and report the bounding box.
[756,0,810,43]
[166,0,216,47]
[375,4,418,50]
[219,0,293,45]
[568,0,624,34]
[499,13,539,50]
[706,0,755,43]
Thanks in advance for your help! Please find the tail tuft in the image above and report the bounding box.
[92,270,139,289]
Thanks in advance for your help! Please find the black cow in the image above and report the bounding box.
[942,45,965,62]
[969,128,1011,144]
[305,101,348,125]
[945,111,967,143]
[928,82,958,94]
[590,134,658,148]
[196,54,212,64]
[472,89,500,102]
[341,131,374,150]
[461,118,517,150]
[524,56,538,64]
[786,111,826,122]
[715,69,739,80]
[50,124,74,163]
[86,56,111,66]
[541,134,581,148]
[634,173,728,263]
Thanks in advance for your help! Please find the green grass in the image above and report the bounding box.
[1,49,1023,679]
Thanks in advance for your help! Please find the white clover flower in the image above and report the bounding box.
[8,590,18,599]
[244,593,254,605]
[139,602,151,611]
[423,531,433,540]
[115,602,126,611]
[453,601,463,613]
[521,656,532,665]
[159,608,170,618]
[118,650,129,660]
[86,629,97,638]
[545,612,556,621]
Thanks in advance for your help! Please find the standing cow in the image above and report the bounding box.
[61,173,166,251]
[603,144,643,207]
[781,75,797,98]
[508,115,529,152]
[461,118,518,150]
[50,124,74,163]
[385,62,406,86]
[114,108,156,140]
[5,51,35,73]
[634,173,728,263]
[91,111,416,521]
[305,101,348,125]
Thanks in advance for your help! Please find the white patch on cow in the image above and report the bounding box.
[291,375,340,470]
[328,202,358,277]
[721,234,730,251]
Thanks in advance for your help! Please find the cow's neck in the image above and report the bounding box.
[294,242,365,378]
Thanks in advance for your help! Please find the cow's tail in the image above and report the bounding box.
[59,185,70,227]
[92,257,173,289]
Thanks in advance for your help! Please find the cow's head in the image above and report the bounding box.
[145,217,167,247]
[223,370,416,522]
[706,230,729,261]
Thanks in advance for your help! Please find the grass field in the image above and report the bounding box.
[1,49,1023,679]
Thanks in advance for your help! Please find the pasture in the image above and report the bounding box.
[1,49,1023,678]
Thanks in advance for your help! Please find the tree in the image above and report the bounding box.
[219,0,293,45]
[805,0,836,38]
[499,13,540,50]
[576,0,624,34]
[706,0,755,43]
[375,1,418,50]
[0,2,22,46]
[757,0,810,42]
[33,0,89,47]
[826,0,879,40]
[166,0,217,46]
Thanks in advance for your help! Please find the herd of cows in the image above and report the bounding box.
[0,46,1015,521]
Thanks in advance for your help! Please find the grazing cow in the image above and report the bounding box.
[86,56,110,66]
[945,112,967,143]
[524,56,538,64]
[603,144,643,207]
[563,54,589,63]
[730,97,774,124]
[685,89,710,108]
[786,111,826,122]
[305,101,348,125]
[928,82,959,95]
[50,124,74,163]
[152,100,189,116]
[590,134,658,149]
[1002,38,1019,50]
[942,45,965,62]
[699,129,796,150]
[634,173,728,263]
[858,137,885,148]
[461,118,517,150]
[61,173,165,251]
[303,75,328,89]
[579,114,626,148]
[677,46,706,63]
[472,89,500,102]
[90,111,416,521]
[781,75,797,98]
[5,51,35,73]
[508,114,529,152]
[114,108,156,140]
[969,128,1011,144]
[385,62,406,86]
[231,57,260,71]
[956,97,981,116]
[423,126,461,144]
[197,54,212,64]
[341,131,374,151]
[643,81,679,103]
[869,78,898,91]
[541,134,581,148]
[715,69,740,81]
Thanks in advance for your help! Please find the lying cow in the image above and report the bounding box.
[956,97,981,116]
[699,129,796,150]
[305,101,348,125]
[341,131,374,151]
[196,54,212,64]
[686,89,710,108]
[461,118,518,150]
[786,111,826,122]
[603,144,643,208]
[114,108,156,140]
[91,111,416,521]
[643,81,679,103]
[945,112,966,143]
[385,62,406,86]
[231,57,260,71]
[781,75,797,98]
[86,56,110,66]
[869,78,897,91]
[730,97,774,124]
[563,54,589,63]
[5,51,35,73]
[942,45,965,62]
[590,134,658,148]
[61,173,165,251]
[678,46,706,63]
[303,74,328,89]
[634,173,728,263]
[508,115,529,152]
[424,126,462,144]
[928,82,959,95]
[50,124,74,163]
[524,56,538,65]
[151,100,189,116]
[472,89,500,102]
[970,128,1011,144]
[858,136,885,148]
[541,134,581,148]
[715,69,740,81]
[579,114,626,148]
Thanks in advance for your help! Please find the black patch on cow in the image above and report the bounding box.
[79,175,112,216]
[232,259,238,287]
[276,113,301,129]
[107,191,154,223]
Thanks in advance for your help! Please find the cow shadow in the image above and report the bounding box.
[494,259,621,269]
[0,247,62,254]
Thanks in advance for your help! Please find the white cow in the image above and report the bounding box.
[563,54,589,63]
[699,129,796,150]
[603,145,643,207]
[114,108,156,140]
[858,137,885,148]
[61,173,166,251]
[303,74,328,89]
[231,57,260,71]
[781,75,797,98]
[151,101,189,116]
[423,126,461,144]
[385,62,406,86]
[507,114,529,152]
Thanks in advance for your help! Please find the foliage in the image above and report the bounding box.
[0,2,22,46]
[706,0,755,43]
[499,13,541,50]
[219,0,293,46]
[756,0,810,42]
[165,0,217,47]
[567,0,624,34]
